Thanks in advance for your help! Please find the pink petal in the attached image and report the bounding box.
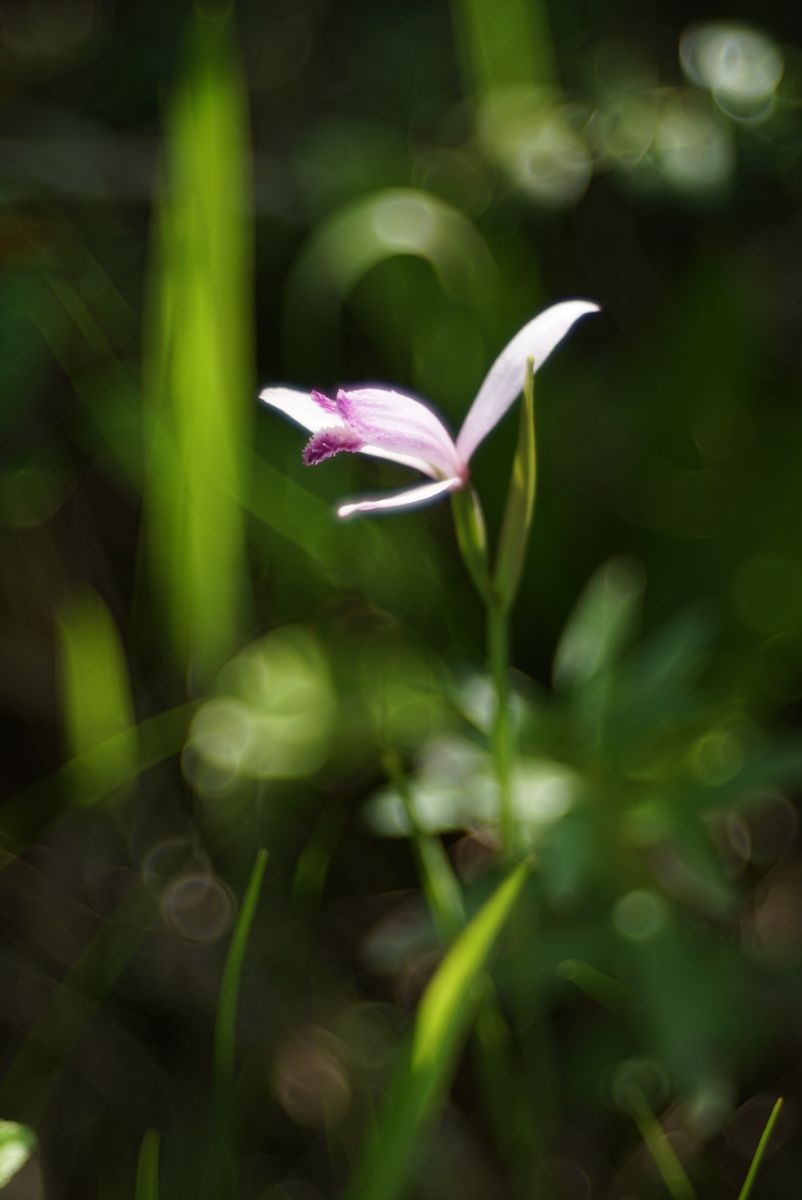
[337,388,464,479]
[455,300,599,463]
[337,477,463,519]
[259,387,347,434]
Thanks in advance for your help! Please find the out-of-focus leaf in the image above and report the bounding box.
[142,8,253,684]
[345,859,530,1200]
[552,557,644,692]
[0,1121,36,1190]
[629,1088,697,1200]
[135,1130,160,1200]
[56,585,137,804]
[283,187,494,375]
[383,750,465,942]
[450,0,557,96]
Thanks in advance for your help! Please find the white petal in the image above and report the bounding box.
[259,387,346,434]
[359,444,440,478]
[337,477,463,519]
[456,301,599,462]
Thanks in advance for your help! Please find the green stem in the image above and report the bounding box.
[487,596,514,858]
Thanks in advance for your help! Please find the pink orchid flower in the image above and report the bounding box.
[259,300,598,518]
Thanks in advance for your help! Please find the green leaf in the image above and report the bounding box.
[451,486,491,601]
[629,1088,697,1200]
[737,1097,783,1200]
[552,556,644,692]
[494,356,536,611]
[207,849,268,1198]
[345,859,531,1200]
[135,1130,160,1200]
[142,7,253,684]
[0,1121,36,1190]
[213,849,268,1093]
[56,585,137,804]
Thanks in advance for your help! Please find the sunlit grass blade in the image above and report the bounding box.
[629,1087,697,1200]
[55,585,137,804]
[213,849,268,1093]
[383,752,540,1186]
[494,357,536,612]
[135,1130,160,1200]
[0,1120,37,1189]
[736,1097,783,1200]
[344,859,531,1200]
[142,7,253,684]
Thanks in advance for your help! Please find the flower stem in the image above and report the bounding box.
[487,594,514,858]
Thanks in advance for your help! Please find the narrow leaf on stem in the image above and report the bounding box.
[494,356,536,612]
[451,486,491,602]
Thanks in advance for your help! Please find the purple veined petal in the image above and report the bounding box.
[303,426,363,465]
[259,387,347,434]
[455,300,600,463]
[338,388,464,479]
[337,476,463,519]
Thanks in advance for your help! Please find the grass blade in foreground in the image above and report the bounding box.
[142,7,253,685]
[135,1130,160,1200]
[737,1097,783,1200]
[207,849,267,1198]
[56,585,137,805]
[213,849,269,1092]
[345,859,531,1200]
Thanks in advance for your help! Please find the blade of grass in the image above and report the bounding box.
[207,848,267,1199]
[135,1130,160,1200]
[383,752,541,1194]
[736,1097,783,1200]
[55,586,137,805]
[450,0,557,97]
[629,1087,697,1200]
[213,848,268,1093]
[344,858,531,1200]
[142,7,253,684]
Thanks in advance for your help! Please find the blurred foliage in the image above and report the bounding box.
[1,0,802,1198]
